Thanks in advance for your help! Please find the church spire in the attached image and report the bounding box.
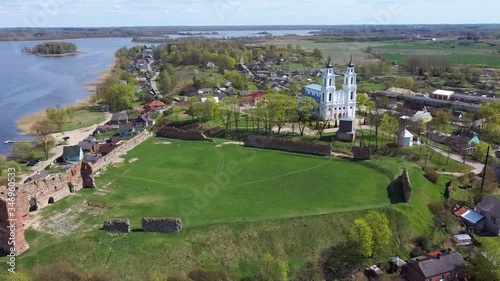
[326,56,333,68]
[347,55,354,67]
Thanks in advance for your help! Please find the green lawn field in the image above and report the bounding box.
[1,138,447,280]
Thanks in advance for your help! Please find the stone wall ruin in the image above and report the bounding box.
[103,219,130,233]
[0,130,152,255]
[401,169,412,203]
[244,135,332,156]
[156,127,211,141]
[141,218,182,233]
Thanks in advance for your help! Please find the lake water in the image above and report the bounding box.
[0,37,138,155]
[0,30,316,156]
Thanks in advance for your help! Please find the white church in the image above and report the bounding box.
[303,57,357,121]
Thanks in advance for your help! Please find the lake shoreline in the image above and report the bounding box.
[15,60,116,135]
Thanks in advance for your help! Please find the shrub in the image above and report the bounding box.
[187,270,230,281]
[424,168,440,184]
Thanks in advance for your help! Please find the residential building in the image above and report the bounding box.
[475,197,500,236]
[78,140,99,153]
[85,154,103,164]
[62,145,83,162]
[109,112,129,125]
[303,57,357,121]
[119,124,138,137]
[454,206,485,232]
[24,170,50,183]
[100,143,117,156]
[134,114,155,127]
[447,129,480,155]
[432,89,454,100]
[407,252,466,281]
[411,107,433,123]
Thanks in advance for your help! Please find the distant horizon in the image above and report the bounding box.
[0,0,498,28]
[1,23,499,29]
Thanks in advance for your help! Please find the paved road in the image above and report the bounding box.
[147,61,160,93]
[428,145,484,174]
[23,113,113,181]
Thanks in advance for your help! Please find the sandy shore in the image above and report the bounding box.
[16,61,116,134]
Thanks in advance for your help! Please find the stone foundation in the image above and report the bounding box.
[156,127,211,141]
[244,136,332,156]
[142,217,182,233]
[103,219,130,233]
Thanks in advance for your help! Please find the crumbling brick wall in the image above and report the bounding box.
[401,169,412,203]
[103,219,130,233]
[0,198,29,255]
[156,127,211,141]
[142,218,182,233]
[91,131,152,172]
[244,136,332,156]
[0,131,152,255]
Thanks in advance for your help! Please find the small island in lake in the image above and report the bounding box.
[21,42,83,56]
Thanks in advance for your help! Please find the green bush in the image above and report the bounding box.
[424,168,440,184]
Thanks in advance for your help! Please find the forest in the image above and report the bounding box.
[21,42,78,55]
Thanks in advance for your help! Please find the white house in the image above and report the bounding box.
[303,57,357,121]
[201,97,220,103]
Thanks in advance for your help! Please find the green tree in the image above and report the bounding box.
[380,114,399,144]
[297,97,318,136]
[31,119,56,160]
[312,48,323,59]
[46,107,68,133]
[473,141,492,162]
[364,211,392,254]
[101,83,135,112]
[9,142,36,161]
[350,218,374,257]
[434,109,452,130]
[467,253,500,281]
[260,253,288,281]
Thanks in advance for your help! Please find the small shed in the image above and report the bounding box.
[400,129,414,147]
[390,256,407,273]
[453,234,472,246]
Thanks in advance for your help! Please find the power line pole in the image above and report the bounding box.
[480,146,491,194]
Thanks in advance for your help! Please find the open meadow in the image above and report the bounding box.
[1,138,447,280]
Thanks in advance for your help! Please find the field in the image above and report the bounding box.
[62,109,107,131]
[1,138,446,280]
[264,38,500,68]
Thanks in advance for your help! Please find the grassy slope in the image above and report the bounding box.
[1,138,445,280]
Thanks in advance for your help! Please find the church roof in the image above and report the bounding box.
[304,84,322,92]
[340,116,354,122]
[401,129,413,138]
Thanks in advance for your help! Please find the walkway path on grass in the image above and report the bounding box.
[428,145,483,174]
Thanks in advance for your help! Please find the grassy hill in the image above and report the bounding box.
[0,138,447,280]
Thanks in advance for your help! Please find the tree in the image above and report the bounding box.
[467,253,500,281]
[356,93,368,114]
[434,109,452,130]
[260,253,288,281]
[312,48,323,59]
[380,114,399,144]
[350,218,374,257]
[172,105,183,121]
[473,141,492,162]
[186,97,202,121]
[31,120,55,160]
[46,107,68,133]
[477,167,498,194]
[364,211,392,254]
[297,97,318,136]
[9,142,36,161]
[101,83,135,112]
[366,46,373,53]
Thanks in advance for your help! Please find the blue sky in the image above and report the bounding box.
[0,0,498,27]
